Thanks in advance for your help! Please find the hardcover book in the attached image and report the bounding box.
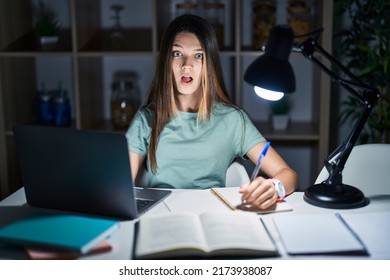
[0,214,119,254]
[25,239,112,259]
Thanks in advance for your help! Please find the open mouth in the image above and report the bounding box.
[181,76,193,84]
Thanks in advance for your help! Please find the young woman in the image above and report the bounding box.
[126,15,298,209]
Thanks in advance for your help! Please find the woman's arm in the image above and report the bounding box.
[239,142,299,209]
[129,151,145,183]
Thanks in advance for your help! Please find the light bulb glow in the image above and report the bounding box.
[254,86,284,101]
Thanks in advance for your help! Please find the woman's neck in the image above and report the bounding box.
[175,91,201,112]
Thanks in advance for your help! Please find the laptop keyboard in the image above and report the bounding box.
[136,198,154,212]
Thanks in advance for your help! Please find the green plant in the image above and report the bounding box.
[335,0,390,143]
[269,96,290,115]
[33,0,59,36]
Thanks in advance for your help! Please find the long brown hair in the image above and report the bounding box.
[146,15,234,173]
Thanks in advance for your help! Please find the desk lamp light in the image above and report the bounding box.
[244,25,380,209]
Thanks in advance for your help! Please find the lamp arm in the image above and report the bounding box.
[296,38,380,185]
[324,93,377,185]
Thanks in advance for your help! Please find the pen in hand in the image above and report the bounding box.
[250,141,271,182]
[237,141,271,209]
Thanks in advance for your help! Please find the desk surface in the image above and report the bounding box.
[0,188,389,260]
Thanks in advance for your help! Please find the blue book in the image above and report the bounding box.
[0,214,119,254]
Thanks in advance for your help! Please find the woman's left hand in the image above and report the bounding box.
[239,177,279,209]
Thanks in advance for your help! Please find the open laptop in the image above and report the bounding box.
[13,125,171,220]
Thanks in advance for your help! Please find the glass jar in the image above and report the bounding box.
[203,1,225,48]
[252,0,276,50]
[111,71,140,130]
[287,0,311,43]
[175,1,198,18]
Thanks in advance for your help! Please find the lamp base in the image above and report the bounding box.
[303,183,367,209]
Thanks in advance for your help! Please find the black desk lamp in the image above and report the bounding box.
[244,25,380,209]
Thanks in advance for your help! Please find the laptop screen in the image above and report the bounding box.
[13,125,170,220]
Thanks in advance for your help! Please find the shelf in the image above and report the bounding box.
[0,0,333,199]
[255,121,319,142]
[79,29,153,52]
[2,29,73,53]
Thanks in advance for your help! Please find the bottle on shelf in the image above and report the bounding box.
[35,83,53,124]
[109,4,126,50]
[52,89,71,127]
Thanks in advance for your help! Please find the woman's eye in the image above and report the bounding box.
[172,51,182,57]
[195,53,203,59]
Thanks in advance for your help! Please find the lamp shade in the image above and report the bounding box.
[244,25,296,94]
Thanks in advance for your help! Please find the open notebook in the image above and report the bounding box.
[164,187,292,214]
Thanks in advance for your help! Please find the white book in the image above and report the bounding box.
[134,211,278,259]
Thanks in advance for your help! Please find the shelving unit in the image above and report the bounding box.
[0,0,333,199]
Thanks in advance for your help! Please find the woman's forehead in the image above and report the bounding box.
[173,32,202,49]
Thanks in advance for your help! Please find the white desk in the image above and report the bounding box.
[0,187,389,259]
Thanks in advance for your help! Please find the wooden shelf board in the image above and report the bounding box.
[254,121,320,141]
[2,29,72,52]
[79,29,152,52]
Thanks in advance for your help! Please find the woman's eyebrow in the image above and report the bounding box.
[173,43,183,48]
[172,43,203,52]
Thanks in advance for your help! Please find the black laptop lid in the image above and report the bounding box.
[13,125,138,220]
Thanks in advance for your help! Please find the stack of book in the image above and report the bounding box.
[0,214,118,259]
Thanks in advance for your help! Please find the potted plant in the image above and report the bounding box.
[33,0,60,50]
[270,96,290,130]
[335,0,390,143]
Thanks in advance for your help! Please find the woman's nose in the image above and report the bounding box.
[181,57,193,69]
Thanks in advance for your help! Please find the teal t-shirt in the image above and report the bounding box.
[126,103,265,189]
